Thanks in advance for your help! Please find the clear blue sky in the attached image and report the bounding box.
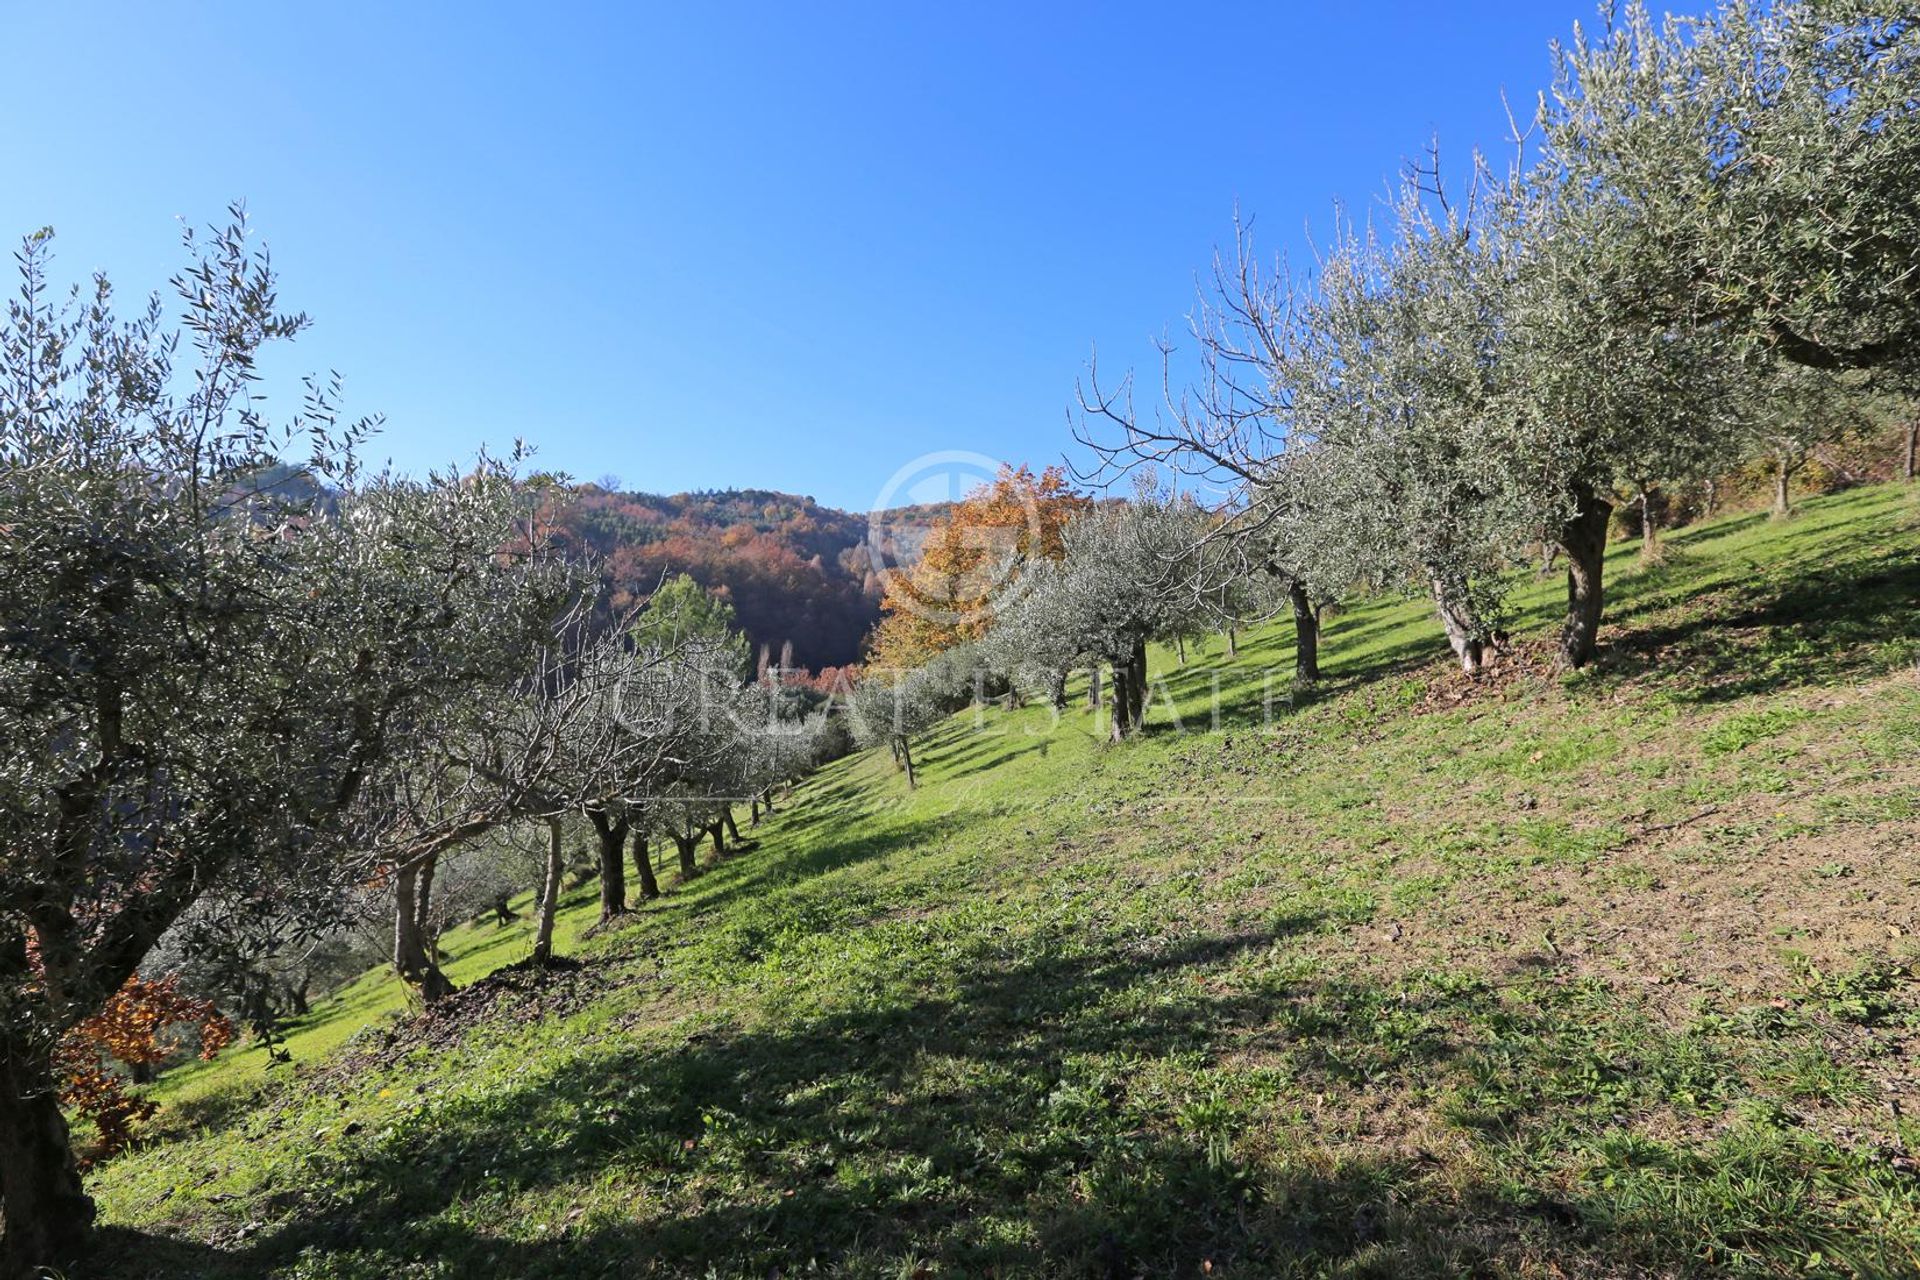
[2,1,1603,512]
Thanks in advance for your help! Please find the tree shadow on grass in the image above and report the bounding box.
[90,1157,1552,1280]
[1591,531,1920,704]
[91,903,1907,1279]
[84,916,1630,1280]
[918,724,1059,781]
[1158,639,1443,735]
[627,814,962,930]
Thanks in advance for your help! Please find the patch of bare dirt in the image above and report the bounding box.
[318,953,619,1078]
[1408,638,1567,714]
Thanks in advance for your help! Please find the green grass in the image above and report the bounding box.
[85,483,1920,1279]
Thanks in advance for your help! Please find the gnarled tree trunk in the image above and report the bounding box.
[631,834,660,901]
[1108,638,1148,741]
[1087,665,1102,711]
[532,816,565,965]
[1129,637,1147,730]
[1638,485,1659,561]
[1558,482,1612,669]
[1430,576,1486,675]
[673,832,700,879]
[393,859,454,1001]
[1,1036,94,1280]
[414,850,439,941]
[587,808,629,922]
[1289,582,1319,682]
[1773,454,1795,519]
[1107,659,1131,741]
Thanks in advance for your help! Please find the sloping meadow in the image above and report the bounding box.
[92,484,1920,1278]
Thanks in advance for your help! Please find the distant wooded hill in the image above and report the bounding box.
[555,485,949,670]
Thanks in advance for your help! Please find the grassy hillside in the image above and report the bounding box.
[90,484,1920,1279]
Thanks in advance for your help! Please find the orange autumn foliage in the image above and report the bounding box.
[868,464,1089,668]
[54,974,235,1162]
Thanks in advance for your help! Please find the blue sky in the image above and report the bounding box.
[2,2,1602,511]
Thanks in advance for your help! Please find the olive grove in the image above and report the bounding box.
[0,213,837,1273]
[0,213,579,1269]
[1077,0,1918,671]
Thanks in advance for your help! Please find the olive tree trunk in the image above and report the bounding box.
[1288,583,1319,682]
[1773,454,1796,519]
[673,832,700,879]
[631,834,660,901]
[587,808,630,923]
[2,925,93,1277]
[1107,660,1131,741]
[532,816,565,965]
[1121,637,1136,725]
[1431,576,1487,675]
[898,736,917,789]
[1557,482,1613,669]
[1904,419,1917,482]
[393,858,455,1001]
[1108,638,1148,741]
[414,850,439,939]
[0,1035,94,1280]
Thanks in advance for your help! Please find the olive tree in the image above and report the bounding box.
[1107,168,1531,678]
[562,631,749,928]
[1542,1,1919,379]
[363,614,762,981]
[979,559,1084,709]
[739,693,822,822]
[1283,177,1542,673]
[1073,221,1328,660]
[1498,147,1743,665]
[1191,525,1288,663]
[520,631,741,962]
[584,595,770,916]
[1081,2,1918,672]
[1509,0,1918,661]
[847,664,951,788]
[985,485,1207,739]
[0,213,562,1272]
